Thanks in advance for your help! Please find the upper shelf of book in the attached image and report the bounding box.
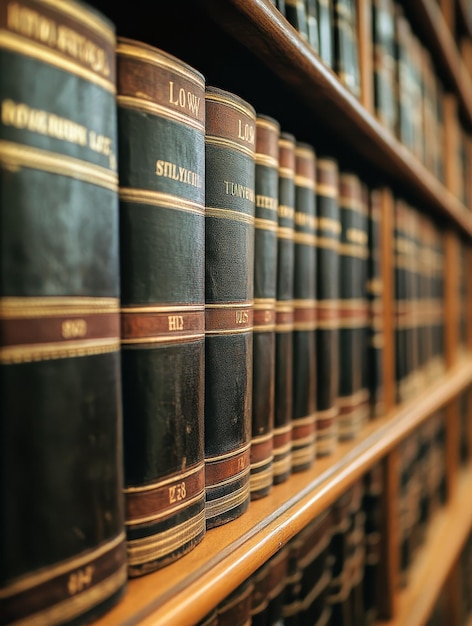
[197,0,472,237]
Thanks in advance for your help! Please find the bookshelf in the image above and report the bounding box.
[2,0,472,624]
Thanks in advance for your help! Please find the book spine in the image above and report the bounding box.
[217,578,254,626]
[285,0,309,41]
[116,39,206,575]
[333,0,360,97]
[327,489,352,624]
[204,86,256,528]
[367,189,385,418]
[394,198,407,403]
[305,0,320,52]
[292,142,317,471]
[338,173,369,441]
[372,0,397,133]
[273,131,296,485]
[317,0,334,67]
[251,114,280,500]
[0,1,127,623]
[315,157,340,456]
[362,464,383,625]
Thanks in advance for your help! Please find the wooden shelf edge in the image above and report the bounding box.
[94,357,472,626]
[201,0,472,238]
[377,467,472,626]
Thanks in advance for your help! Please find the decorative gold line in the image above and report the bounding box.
[121,304,204,314]
[295,175,315,190]
[278,226,294,240]
[205,442,251,464]
[205,482,250,519]
[116,95,204,132]
[125,464,204,493]
[255,153,278,168]
[0,140,117,191]
[205,135,255,159]
[255,217,278,231]
[273,424,292,436]
[0,338,120,364]
[206,301,253,310]
[205,91,254,120]
[119,188,204,215]
[0,31,115,94]
[121,334,205,345]
[116,43,204,88]
[0,532,125,598]
[278,166,294,178]
[316,183,337,197]
[0,296,119,318]
[254,298,276,307]
[294,232,317,245]
[205,327,253,336]
[41,0,115,42]
[206,207,254,224]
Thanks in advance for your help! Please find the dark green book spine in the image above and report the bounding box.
[372,0,397,133]
[394,198,407,403]
[306,0,320,52]
[362,464,383,625]
[333,0,360,97]
[204,86,256,528]
[116,39,206,575]
[367,189,385,419]
[0,1,127,623]
[251,114,279,500]
[274,131,295,485]
[292,142,317,471]
[338,173,369,441]
[315,157,340,456]
[318,0,334,67]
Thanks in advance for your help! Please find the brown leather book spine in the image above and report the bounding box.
[0,1,126,623]
[204,86,256,528]
[251,114,280,500]
[273,131,296,485]
[117,38,206,576]
[292,142,317,471]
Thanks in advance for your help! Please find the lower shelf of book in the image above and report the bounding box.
[94,357,472,626]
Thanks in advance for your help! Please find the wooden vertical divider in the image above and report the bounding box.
[444,559,463,626]
[440,0,456,35]
[377,186,398,620]
[356,0,373,113]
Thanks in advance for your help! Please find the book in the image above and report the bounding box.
[327,487,353,624]
[317,0,334,67]
[251,114,280,500]
[116,39,206,575]
[292,141,317,471]
[285,0,309,41]
[217,578,254,626]
[338,172,369,440]
[366,188,385,418]
[273,131,296,485]
[315,157,340,456]
[372,0,397,133]
[362,464,383,625]
[204,85,256,528]
[306,0,320,52]
[0,1,127,623]
[333,0,361,97]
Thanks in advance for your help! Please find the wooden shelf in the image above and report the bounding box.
[199,0,472,238]
[377,467,472,626]
[93,357,472,626]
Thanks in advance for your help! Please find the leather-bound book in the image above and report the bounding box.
[366,189,385,418]
[305,0,320,52]
[338,173,369,441]
[273,131,296,485]
[204,86,256,528]
[333,0,360,97]
[327,487,353,625]
[292,142,317,471]
[116,40,206,575]
[362,464,383,625]
[217,578,254,626]
[251,114,280,500]
[317,0,334,67]
[372,0,397,133]
[315,157,340,456]
[0,1,127,623]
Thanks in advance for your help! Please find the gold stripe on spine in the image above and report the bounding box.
[205,135,254,159]
[316,183,337,197]
[0,532,125,598]
[250,465,273,493]
[205,301,253,335]
[0,34,115,94]
[0,141,117,190]
[121,304,205,345]
[0,296,120,363]
[277,226,294,240]
[205,207,255,224]
[294,232,317,246]
[127,509,206,566]
[255,153,278,168]
[116,95,204,133]
[295,175,316,190]
[255,217,278,231]
[119,188,204,215]
[125,463,205,524]
[253,299,276,331]
[205,480,251,521]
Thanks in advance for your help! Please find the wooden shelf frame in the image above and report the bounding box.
[200,0,472,237]
[94,358,472,626]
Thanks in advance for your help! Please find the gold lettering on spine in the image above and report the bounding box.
[6,2,111,77]
[155,160,202,188]
[223,180,255,202]
[169,482,187,504]
[67,566,95,596]
[237,119,255,145]
[61,319,87,338]
[236,310,249,324]
[168,81,201,117]
[168,315,184,331]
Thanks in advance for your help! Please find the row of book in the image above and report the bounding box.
[275,0,472,208]
[198,466,383,626]
[0,1,469,624]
